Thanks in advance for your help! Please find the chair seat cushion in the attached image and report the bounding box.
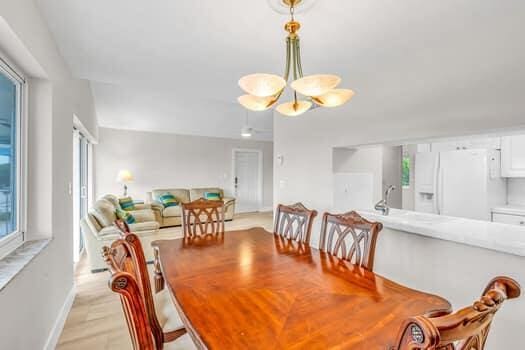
[163,334,196,350]
[154,288,184,331]
[163,205,182,218]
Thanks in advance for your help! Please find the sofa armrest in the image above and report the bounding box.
[150,200,165,212]
[222,197,236,206]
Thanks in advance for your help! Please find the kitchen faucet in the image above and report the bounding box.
[374,185,396,215]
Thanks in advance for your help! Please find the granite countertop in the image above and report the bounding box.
[358,209,525,257]
[491,205,525,216]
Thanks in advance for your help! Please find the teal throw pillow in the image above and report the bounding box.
[119,196,136,211]
[116,208,136,224]
[204,192,221,201]
[159,193,179,208]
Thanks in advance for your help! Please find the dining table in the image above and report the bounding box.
[151,227,452,350]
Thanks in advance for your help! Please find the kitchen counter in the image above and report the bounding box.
[491,205,525,216]
[358,209,525,257]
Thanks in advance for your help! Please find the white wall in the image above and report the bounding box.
[508,179,525,206]
[0,1,98,349]
[332,146,383,203]
[95,127,273,209]
[381,145,402,208]
[332,145,402,210]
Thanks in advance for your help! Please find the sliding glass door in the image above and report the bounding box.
[73,128,90,263]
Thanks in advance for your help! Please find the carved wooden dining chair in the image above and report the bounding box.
[273,202,318,244]
[319,211,383,271]
[103,221,186,349]
[395,276,521,350]
[181,198,225,237]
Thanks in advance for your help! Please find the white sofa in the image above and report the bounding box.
[80,194,161,272]
[148,187,236,228]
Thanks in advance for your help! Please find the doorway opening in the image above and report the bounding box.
[232,149,263,213]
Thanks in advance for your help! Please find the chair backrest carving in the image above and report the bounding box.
[395,276,521,350]
[273,203,318,244]
[103,220,164,349]
[103,242,158,350]
[319,211,383,271]
[181,198,225,237]
[108,270,156,350]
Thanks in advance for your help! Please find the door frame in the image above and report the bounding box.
[231,148,264,213]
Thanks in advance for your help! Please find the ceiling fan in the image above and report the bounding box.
[240,112,271,138]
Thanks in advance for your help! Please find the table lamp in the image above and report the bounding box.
[116,169,134,196]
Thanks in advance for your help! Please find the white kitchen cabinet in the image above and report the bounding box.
[501,135,525,177]
[492,213,525,227]
[431,137,500,152]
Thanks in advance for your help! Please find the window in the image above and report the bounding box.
[0,58,25,258]
[401,156,410,188]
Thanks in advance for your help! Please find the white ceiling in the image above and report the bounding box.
[36,0,525,140]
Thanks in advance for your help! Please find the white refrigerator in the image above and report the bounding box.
[414,149,506,221]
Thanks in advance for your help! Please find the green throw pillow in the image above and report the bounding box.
[119,196,136,211]
[116,208,136,224]
[204,192,221,201]
[159,193,178,208]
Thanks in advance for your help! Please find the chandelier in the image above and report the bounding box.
[237,0,354,117]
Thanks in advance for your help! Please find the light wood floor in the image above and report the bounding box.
[57,212,273,350]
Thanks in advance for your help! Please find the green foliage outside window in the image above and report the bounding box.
[402,156,410,188]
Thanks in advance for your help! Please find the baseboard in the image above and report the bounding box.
[258,207,273,212]
[44,285,76,350]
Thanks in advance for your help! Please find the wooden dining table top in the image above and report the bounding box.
[151,227,451,350]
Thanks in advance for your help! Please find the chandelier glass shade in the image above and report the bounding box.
[238,0,354,116]
[238,73,286,97]
[238,94,278,111]
[275,100,312,117]
[312,89,355,107]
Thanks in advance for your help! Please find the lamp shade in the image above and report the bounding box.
[239,73,286,97]
[275,100,312,117]
[238,94,277,111]
[116,169,134,184]
[290,74,341,96]
[312,89,355,107]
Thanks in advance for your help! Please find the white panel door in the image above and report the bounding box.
[233,150,261,213]
[439,149,488,220]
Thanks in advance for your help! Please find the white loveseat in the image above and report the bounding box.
[80,194,161,272]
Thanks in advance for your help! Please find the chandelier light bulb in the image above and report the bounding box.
[238,95,277,111]
[238,73,286,97]
[276,100,312,116]
[312,89,355,107]
[290,74,341,97]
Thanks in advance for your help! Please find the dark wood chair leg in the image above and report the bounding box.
[153,247,164,293]
[164,326,187,342]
